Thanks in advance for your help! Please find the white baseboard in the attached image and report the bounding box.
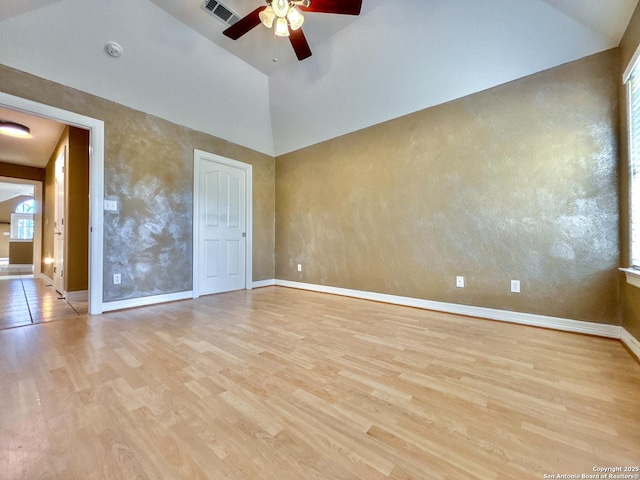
[39,273,53,286]
[93,279,640,360]
[67,290,88,302]
[621,328,640,360]
[274,280,622,339]
[102,291,193,312]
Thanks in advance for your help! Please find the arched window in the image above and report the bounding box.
[11,199,34,240]
[15,199,34,214]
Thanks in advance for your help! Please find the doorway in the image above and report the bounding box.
[193,149,252,297]
[0,177,42,276]
[0,92,104,314]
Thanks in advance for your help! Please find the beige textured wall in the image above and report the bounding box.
[619,3,640,341]
[276,50,620,324]
[0,64,275,301]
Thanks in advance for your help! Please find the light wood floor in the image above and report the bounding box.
[1,287,639,479]
[0,273,88,329]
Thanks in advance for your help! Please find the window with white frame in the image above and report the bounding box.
[15,199,34,214]
[628,58,640,268]
[10,213,34,241]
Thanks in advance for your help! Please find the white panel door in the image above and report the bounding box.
[198,158,246,295]
[53,147,65,296]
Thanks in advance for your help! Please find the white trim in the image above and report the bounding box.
[66,290,88,302]
[620,267,640,289]
[40,273,54,286]
[192,149,253,298]
[621,328,640,360]
[275,280,621,339]
[7,263,33,268]
[8,238,33,243]
[252,279,276,288]
[624,42,640,83]
[0,92,104,315]
[102,290,192,312]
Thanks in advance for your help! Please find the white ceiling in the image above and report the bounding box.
[147,0,369,75]
[0,107,66,167]
[0,181,34,204]
[0,0,637,157]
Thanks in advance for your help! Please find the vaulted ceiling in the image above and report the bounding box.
[0,0,637,157]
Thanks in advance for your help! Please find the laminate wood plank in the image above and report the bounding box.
[1,286,639,479]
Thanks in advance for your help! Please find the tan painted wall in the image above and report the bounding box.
[0,161,45,182]
[9,241,33,264]
[42,126,90,291]
[0,63,275,302]
[43,147,55,281]
[66,127,89,292]
[0,225,8,258]
[276,50,620,324]
[0,195,32,221]
[619,3,640,342]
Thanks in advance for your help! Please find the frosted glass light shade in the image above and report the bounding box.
[287,7,304,30]
[0,121,31,138]
[275,17,290,36]
[272,0,290,17]
[259,6,275,28]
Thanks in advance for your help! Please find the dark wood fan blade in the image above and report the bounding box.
[300,0,362,15]
[289,28,312,61]
[223,6,266,40]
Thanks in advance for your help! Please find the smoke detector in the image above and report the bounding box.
[105,42,123,58]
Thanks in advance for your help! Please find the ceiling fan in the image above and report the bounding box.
[223,0,363,61]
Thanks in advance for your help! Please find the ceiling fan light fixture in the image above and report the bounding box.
[272,0,290,18]
[0,121,31,138]
[275,16,290,36]
[259,5,275,28]
[287,7,304,30]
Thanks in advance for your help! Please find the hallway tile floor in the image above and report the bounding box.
[0,266,88,329]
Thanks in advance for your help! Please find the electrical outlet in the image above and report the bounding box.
[104,199,118,211]
[456,276,465,288]
[511,280,520,293]
[113,273,121,285]
[297,264,302,272]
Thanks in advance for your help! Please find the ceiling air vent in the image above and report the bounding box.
[201,0,240,27]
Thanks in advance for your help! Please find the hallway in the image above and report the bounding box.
[0,266,87,329]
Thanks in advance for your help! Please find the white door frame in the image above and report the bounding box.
[0,176,43,276]
[193,149,252,298]
[0,92,105,314]
[53,147,65,296]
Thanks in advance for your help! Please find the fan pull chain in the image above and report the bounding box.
[273,29,278,62]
